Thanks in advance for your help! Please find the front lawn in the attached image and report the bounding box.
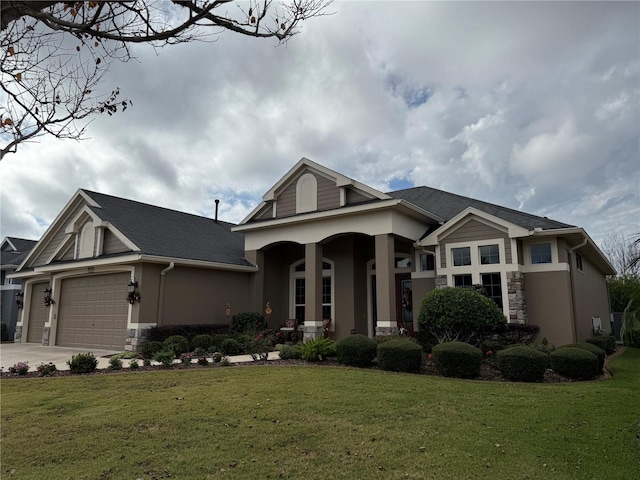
[2,349,639,479]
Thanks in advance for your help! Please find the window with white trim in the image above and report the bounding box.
[530,243,552,264]
[479,244,500,264]
[420,253,435,271]
[481,273,503,308]
[453,274,472,287]
[290,259,334,322]
[452,247,471,266]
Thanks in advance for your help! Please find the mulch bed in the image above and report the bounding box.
[1,356,584,383]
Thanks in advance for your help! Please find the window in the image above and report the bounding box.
[576,253,583,271]
[530,243,552,264]
[420,253,435,271]
[290,259,333,322]
[454,274,472,287]
[481,273,503,308]
[452,247,471,266]
[479,244,500,265]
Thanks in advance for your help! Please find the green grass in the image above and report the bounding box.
[2,349,639,479]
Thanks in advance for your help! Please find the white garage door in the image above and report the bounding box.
[27,282,50,343]
[56,272,129,349]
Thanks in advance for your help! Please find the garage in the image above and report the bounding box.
[56,272,129,349]
[26,282,50,343]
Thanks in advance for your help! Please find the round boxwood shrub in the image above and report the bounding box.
[163,335,190,357]
[220,337,241,355]
[432,341,482,379]
[558,342,605,373]
[67,352,98,374]
[191,334,214,351]
[496,345,549,382]
[418,287,507,346]
[211,334,230,351]
[550,347,599,380]
[336,334,378,367]
[141,340,164,359]
[377,339,423,373]
[585,336,616,355]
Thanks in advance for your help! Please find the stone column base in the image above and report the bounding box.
[375,326,399,336]
[14,325,22,343]
[42,326,50,346]
[303,325,324,342]
[126,327,150,352]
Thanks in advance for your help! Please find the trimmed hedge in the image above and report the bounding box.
[585,336,616,355]
[336,334,377,367]
[432,341,482,379]
[220,338,241,355]
[377,339,423,373]
[141,340,164,359]
[191,334,214,351]
[550,347,599,380]
[559,342,605,373]
[230,312,266,334]
[496,345,548,382]
[146,324,229,342]
[163,335,190,357]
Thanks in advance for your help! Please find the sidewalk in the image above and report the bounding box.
[0,343,280,372]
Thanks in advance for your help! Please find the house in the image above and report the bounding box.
[10,158,615,350]
[1,237,37,341]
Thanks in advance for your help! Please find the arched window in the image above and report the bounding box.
[296,173,318,213]
[290,258,334,323]
[78,222,95,258]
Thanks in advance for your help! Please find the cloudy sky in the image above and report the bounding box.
[1,1,639,249]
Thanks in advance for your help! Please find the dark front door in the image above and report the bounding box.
[395,274,413,333]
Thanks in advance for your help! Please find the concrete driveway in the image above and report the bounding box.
[1,343,121,372]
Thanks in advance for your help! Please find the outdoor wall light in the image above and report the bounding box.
[15,291,24,309]
[126,280,140,305]
[43,286,55,307]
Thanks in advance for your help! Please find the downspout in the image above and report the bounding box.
[568,236,588,342]
[157,262,175,326]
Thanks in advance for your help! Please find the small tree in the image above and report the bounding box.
[417,287,507,346]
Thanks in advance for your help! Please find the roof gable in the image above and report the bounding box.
[1,237,37,270]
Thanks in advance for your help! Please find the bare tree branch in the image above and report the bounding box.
[0,0,332,159]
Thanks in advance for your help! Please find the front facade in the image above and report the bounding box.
[11,158,614,350]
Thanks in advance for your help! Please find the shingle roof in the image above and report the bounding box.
[82,191,252,267]
[387,186,575,232]
[1,237,38,269]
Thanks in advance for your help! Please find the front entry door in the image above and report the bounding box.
[396,274,413,333]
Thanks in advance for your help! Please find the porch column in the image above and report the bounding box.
[375,234,397,336]
[245,249,265,315]
[303,242,324,341]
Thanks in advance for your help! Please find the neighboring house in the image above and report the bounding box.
[1,237,37,341]
[11,158,615,350]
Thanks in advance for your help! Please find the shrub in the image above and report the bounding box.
[1,322,7,341]
[143,358,151,367]
[432,341,482,379]
[415,329,436,353]
[67,353,98,374]
[197,356,209,366]
[585,336,616,355]
[163,335,190,358]
[276,344,297,360]
[154,350,175,368]
[558,343,605,373]
[211,334,230,351]
[230,312,267,335]
[247,337,271,361]
[108,357,123,371]
[8,361,29,375]
[499,323,540,346]
[129,359,139,370]
[220,338,241,355]
[141,340,164,359]
[191,334,214,351]
[193,347,207,357]
[550,347,599,380]
[111,350,137,359]
[496,346,548,382]
[212,352,223,363]
[294,337,336,361]
[625,328,640,348]
[417,287,507,346]
[336,334,377,367]
[180,353,192,365]
[377,339,423,373]
[145,324,229,342]
[36,362,57,377]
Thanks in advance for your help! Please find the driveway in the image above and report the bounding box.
[1,343,121,372]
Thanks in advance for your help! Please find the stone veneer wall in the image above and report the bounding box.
[507,271,527,324]
[435,275,448,289]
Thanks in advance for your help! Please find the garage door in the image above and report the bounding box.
[56,272,129,349]
[27,282,50,343]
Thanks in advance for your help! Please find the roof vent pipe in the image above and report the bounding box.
[215,199,220,223]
